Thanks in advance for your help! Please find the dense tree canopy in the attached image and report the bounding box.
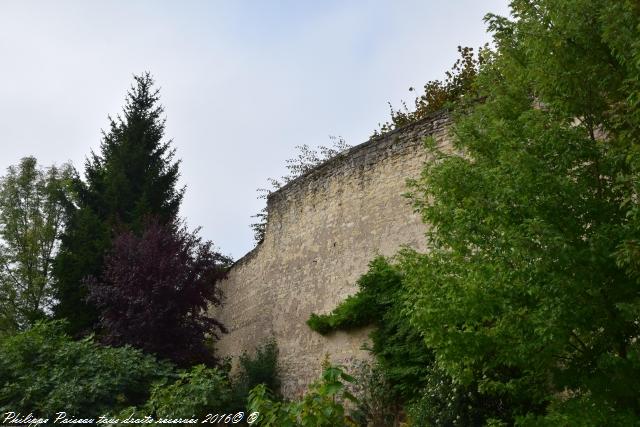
[86,220,231,366]
[0,157,74,334]
[405,0,640,424]
[53,73,184,335]
[310,0,640,424]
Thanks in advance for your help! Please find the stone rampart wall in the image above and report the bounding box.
[214,112,451,397]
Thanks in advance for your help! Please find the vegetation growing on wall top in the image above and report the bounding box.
[373,45,484,137]
[251,136,351,244]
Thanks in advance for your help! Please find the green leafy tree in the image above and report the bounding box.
[0,157,74,333]
[53,73,184,335]
[307,257,431,403]
[401,0,640,424]
[0,320,174,418]
[309,1,640,424]
[308,256,520,425]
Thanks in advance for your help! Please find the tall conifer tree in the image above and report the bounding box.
[53,73,183,334]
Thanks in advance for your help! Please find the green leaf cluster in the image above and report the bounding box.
[0,157,74,333]
[307,256,432,404]
[308,256,524,425]
[247,364,357,427]
[0,320,173,417]
[306,257,403,335]
[0,320,238,422]
[125,364,233,420]
[401,0,640,424]
[230,337,281,409]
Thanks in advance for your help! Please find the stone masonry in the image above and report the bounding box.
[214,111,451,397]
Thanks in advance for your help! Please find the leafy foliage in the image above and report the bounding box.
[53,73,184,335]
[374,46,483,136]
[308,256,522,425]
[307,257,402,334]
[310,1,640,424]
[126,364,233,420]
[251,136,351,243]
[0,321,240,422]
[0,320,173,417]
[348,360,402,427]
[0,157,74,333]
[307,257,431,403]
[86,220,232,366]
[405,362,541,427]
[247,364,358,427]
[400,0,640,424]
[231,337,281,407]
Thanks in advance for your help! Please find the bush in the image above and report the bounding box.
[127,364,233,420]
[0,321,240,423]
[306,257,402,336]
[228,337,281,412]
[247,364,358,427]
[405,364,514,427]
[348,360,402,427]
[0,320,173,417]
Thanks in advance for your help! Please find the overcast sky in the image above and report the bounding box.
[0,1,510,259]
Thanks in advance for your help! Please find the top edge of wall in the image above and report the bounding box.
[266,108,450,202]
[230,109,451,268]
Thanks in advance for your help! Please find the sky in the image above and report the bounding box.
[0,0,511,259]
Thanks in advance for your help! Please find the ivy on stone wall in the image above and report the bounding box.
[306,256,526,425]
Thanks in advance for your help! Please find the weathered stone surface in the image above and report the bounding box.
[213,112,451,397]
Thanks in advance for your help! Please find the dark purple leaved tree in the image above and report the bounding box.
[86,219,232,366]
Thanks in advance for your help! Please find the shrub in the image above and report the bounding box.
[0,320,172,417]
[130,364,233,420]
[235,338,280,398]
[306,257,402,336]
[307,257,432,402]
[307,255,528,425]
[247,364,358,427]
[348,360,402,427]
[405,364,515,427]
